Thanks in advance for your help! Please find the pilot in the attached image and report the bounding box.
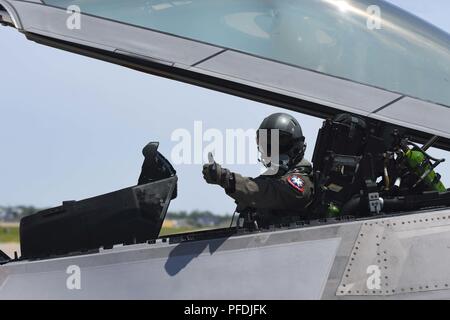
[202,113,314,228]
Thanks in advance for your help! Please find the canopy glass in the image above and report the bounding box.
[44,0,450,107]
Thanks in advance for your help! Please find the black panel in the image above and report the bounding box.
[20,177,177,259]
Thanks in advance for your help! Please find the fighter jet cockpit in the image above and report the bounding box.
[13,111,450,261]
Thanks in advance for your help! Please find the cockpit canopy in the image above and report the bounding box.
[2,0,450,148]
[45,0,450,107]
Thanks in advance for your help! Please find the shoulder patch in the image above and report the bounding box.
[287,174,305,193]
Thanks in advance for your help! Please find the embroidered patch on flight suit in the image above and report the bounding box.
[287,174,305,193]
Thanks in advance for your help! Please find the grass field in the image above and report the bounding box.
[0,225,19,243]
[0,225,202,244]
[159,226,198,236]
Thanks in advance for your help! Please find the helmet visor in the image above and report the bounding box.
[257,129,295,157]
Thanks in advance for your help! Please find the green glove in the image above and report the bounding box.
[202,162,234,190]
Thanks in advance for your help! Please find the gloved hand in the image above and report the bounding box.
[202,162,234,190]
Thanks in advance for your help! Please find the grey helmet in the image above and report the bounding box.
[256,113,306,169]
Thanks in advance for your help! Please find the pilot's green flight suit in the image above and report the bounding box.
[225,159,314,227]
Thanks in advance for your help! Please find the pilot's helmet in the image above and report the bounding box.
[256,113,306,168]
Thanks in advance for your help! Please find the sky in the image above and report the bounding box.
[1,0,449,215]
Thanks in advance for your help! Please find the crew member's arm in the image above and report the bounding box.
[202,163,312,211]
[228,173,312,210]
